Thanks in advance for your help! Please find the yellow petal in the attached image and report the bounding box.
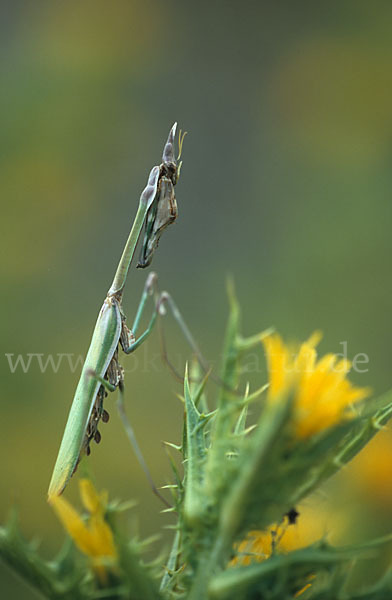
[295,342,317,374]
[79,479,104,515]
[263,334,290,398]
[305,330,322,348]
[88,514,117,558]
[264,331,370,439]
[49,494,97,556]
[334,358,352,375]
[50,479,117,565]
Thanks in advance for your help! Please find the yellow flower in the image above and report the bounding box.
[231,505,337,595]
[232,507,323,566]
[49,479,117,581]
[263,332,370,438]
[231,501,347,566]
[231,518,315,596]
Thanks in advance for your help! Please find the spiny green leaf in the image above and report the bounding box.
[0,511,87,600]
[160,530,181,594]
[115,534,161,600]
[218,277,241,398]
[189,358,210,413]
[183,366,210,527]
[289,388,392,503]
[218,393,293,543]
[234,404,248,435]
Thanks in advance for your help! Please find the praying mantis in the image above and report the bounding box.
[48,123,187,502]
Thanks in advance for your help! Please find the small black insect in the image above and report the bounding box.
[286,508,299,525]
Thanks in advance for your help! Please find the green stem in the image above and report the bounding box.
[160,529,181,593]
[187,535,229,600]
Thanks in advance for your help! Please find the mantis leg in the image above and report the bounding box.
[86,369,170,508]
[127,285,271,394]
[131,272,158,335]
[122,272,205,366]
[125,274,269,391]
[116,380,170,507]
[118,272,159,355]
[155,291,209,378]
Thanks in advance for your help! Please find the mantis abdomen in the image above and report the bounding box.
[48,298,122,497]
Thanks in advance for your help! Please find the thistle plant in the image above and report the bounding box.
[2,285,392,599]
[2,128,392,599]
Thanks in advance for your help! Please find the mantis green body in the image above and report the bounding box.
[48,124,181,499]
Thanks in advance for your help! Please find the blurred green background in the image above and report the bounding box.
[2,1,392,596]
